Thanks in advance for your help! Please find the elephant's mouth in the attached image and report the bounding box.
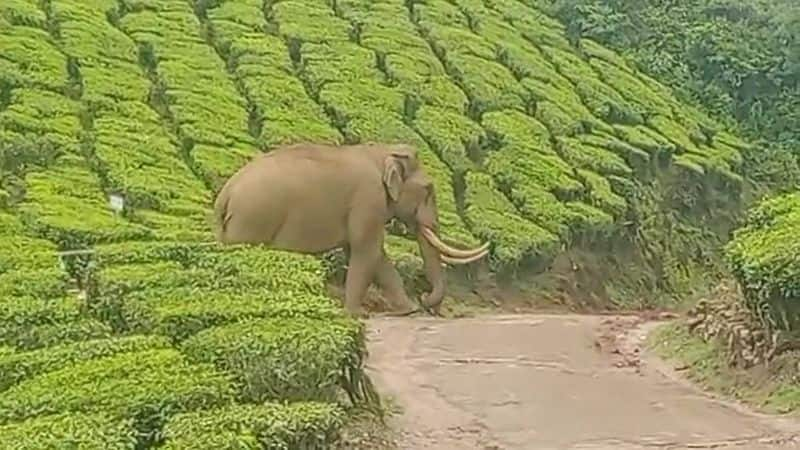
[421,226,491,265]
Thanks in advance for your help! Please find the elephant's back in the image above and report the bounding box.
[222,145,369,214]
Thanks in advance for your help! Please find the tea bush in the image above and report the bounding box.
[0,335,171,391]
[725,193,800,333]
[181,316,367,403]
[0,412,138,449]
[0,348,236,444]
[161,401,345,450]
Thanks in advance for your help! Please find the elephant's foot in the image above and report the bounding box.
[344,303,369,319]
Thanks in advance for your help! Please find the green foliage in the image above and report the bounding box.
[119,1,255,150]
[725,193,800,333]
[161,401,345,450]
[92,101,210,215]
[300,41,384,95]
[482,110,585,199]
[320,80,407,123]
[205,3,343,148]
[121,288,343,343]
[463,171,560,270]
[555,136,633,178]
[0,349,235,436]
[447,52,529,114]
[18,157,154,247]
[181,316,367,403]
[0,334,171,391]
[0,25,67,90]
[54,0,150,105]
[344,3,466,111]
[0,311,113,351]
[412,105,483,176]
[0,0,47,29]
[0,412,138,449]
[0,232,60,275]
[91,244,338,340]
[544,0,800,189]
[273,1,352,44]
[0,268,69,299]
[1,88,80,135]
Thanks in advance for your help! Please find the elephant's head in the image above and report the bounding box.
[378,144,491,310]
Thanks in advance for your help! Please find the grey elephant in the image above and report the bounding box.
[212,142,490,316]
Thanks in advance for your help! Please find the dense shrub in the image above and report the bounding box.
[0,349,235,428]
[89,243,341,339]
[180,316,369,403]
[0,295,112,349]
[543,0,800,191]
[0,334,171,391]
[725,193,800,333]
[0,412,138,449]
[161,401,345,450]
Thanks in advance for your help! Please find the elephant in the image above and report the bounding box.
[212,141,491,317]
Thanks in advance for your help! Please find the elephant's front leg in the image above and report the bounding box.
[343,221,385,317]
[373,250,420,316]
[342,247,380,317]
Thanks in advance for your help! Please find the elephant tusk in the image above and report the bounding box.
[440,248,490,265]
[422,227,490,259]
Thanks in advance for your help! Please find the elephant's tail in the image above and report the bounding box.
[213,185,232,242]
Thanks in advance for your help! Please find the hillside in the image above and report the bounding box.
[0,0,755,446]
[538,0,800,192]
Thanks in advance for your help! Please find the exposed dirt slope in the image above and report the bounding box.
[365,314,800,449]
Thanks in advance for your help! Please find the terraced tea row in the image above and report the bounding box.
[0,235,370,447]
[1,1,374,445]
[3,0,752,267]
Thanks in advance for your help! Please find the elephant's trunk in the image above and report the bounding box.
[416,226,491,311]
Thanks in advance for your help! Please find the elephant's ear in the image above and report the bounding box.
[382,155,406,202]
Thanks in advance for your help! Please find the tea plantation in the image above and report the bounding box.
[725,192,800,336]
[0,0,755,446]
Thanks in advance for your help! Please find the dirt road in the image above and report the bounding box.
[364,314,800,449]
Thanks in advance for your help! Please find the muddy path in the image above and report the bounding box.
[364,314,800,449]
